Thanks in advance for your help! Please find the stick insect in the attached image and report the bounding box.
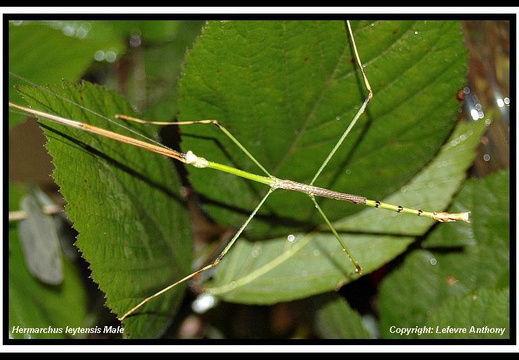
[9,20,470,327]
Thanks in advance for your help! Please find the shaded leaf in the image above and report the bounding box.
[312,294,372,339]
[378,170,510,338]
[8,21,122,127]
[423,287,509,339]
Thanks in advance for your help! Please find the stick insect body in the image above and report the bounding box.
[9,20,470,322]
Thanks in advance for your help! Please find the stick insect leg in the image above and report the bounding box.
[118,187,275,321]
[305,20,373,274]
[115,115,273,177]
[310,20,373,186]
[309,196,362,274]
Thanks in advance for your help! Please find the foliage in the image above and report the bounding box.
[8,19,509,340]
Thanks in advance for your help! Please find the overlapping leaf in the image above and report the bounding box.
[378,170,510,339]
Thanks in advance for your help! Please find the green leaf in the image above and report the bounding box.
[378,170,510,338]
[14,81,192,338]
[9,183,87,339]
[178,20,468,239]
[312,294,372,339]
[423,287,509,339]
[203,114,487,304]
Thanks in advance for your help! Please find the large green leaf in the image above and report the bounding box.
[14,82,192,338]
[378,170,510,339]
[178,20,467,240]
